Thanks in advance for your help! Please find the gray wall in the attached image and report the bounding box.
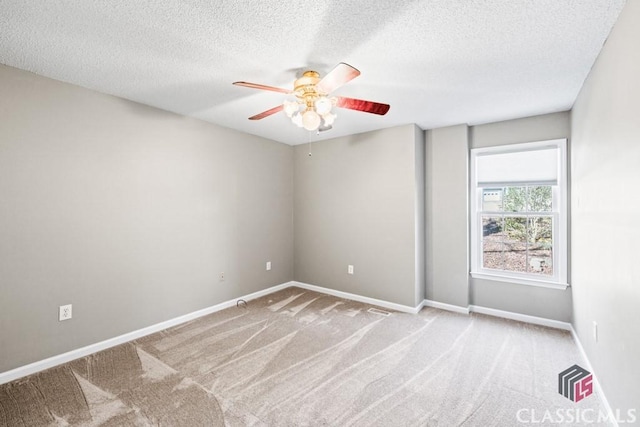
[293,125,424,308]
[425,124,469,308]
[470,112,570,149]
[571,0,640,415]
[469,112,573,322]
[414,125,426,305]
[0,65,294,373]
[424,112,572,320]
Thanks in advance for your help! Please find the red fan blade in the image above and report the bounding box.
[249,105,283,120]
[336,96,390,115]
[316,63,361,94]
[233,81,292,94]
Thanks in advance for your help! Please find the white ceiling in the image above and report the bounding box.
[0,1,626,145]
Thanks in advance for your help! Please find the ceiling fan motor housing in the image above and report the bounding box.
[294,71,324,108]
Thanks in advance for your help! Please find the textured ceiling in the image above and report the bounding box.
[0,0,626,145]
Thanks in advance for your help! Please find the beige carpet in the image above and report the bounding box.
[0,287,608,426]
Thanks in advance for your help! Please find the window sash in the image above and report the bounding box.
[470,139,568,288]
[478,211,558,279]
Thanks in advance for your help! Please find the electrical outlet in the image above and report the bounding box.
[593,321,598,342]
[59,304,72,321]
[348,265,354,275]
[219,272,225,281]
[266,261,271,271]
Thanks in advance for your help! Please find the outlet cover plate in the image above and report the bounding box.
[59,304,72,321]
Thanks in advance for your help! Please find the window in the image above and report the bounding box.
[470,139,568,288]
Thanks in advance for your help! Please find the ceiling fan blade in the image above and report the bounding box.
[233,81,292,94]
[336,96,390,115]
[249,105,284,120]
[316,63,361,94]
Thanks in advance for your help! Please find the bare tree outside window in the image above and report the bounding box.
[482,186,553,275]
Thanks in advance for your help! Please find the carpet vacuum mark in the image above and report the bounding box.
[0,287,607,426]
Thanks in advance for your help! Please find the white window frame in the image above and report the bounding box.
[470,139,568,289]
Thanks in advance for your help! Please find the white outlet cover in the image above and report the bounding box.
[266,261,272,271]
[59,304,72,321]
[348,265,354,275]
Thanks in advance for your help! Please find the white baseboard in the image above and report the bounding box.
[0,281,294,385]
[1,279,616,427]
[421,299,572,331]
[292,281,423,314]
[423,299,470,315]
[570,326,618,427]
[468,304,572,331]
[0,277,599,413]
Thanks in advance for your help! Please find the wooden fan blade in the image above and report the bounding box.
[316,63,361,94]
[336,96,390,115]
[233,81,292,94]
[249,105,284,120]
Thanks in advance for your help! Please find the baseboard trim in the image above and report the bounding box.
[2,279,616,425]
[0,280,583,390]
[0,281,294,385]
[468,305,572,331]
[570,326,619,427]
[292,281,423,314]
[422,299,470,315]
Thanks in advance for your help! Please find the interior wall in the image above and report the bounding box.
[414,125,426,305]
[0,65,294,373]
[293,124,423,308]
[469,112,573,322]
[425,124,469,308]
[571,0,640,415]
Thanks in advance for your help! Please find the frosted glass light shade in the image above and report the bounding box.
[323,112,336,126]
[291,112,303,127]
[315,97,332,115]
[283,100,299,117]
[302,110,321,131]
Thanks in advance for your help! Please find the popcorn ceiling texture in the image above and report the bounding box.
[0,0,626,144]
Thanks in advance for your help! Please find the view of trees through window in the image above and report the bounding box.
[481,186,553,276]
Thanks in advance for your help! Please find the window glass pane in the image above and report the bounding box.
[482,188,503,211]
[527,186,552,212]
[502,187,526,212]
[482,215,554,276]
[527,216,553,275]
[472,140,565,284]
[482,216,504,270]
[504,217,527,273]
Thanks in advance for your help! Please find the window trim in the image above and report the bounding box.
[470,139,569,288]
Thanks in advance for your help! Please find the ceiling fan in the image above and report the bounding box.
[233,63,390,132]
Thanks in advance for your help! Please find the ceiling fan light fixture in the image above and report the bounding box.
[234,63,389,133]
[283,100,299,117]
[315,96,333,115]
[302,109,321,131]
[322,112,336,126]
[291,112,304,127]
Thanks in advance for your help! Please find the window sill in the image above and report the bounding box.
[470,272,569,290]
